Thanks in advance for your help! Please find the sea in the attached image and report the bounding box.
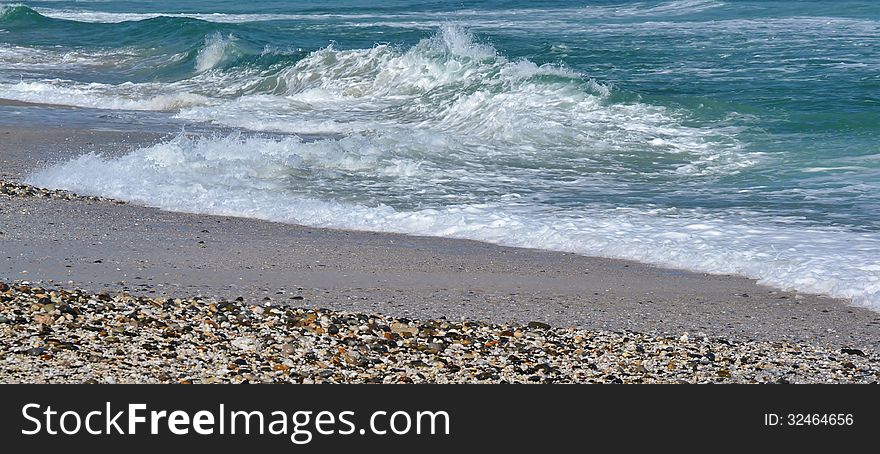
[1,1,878,308]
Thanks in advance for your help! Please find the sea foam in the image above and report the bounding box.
[195,32,240,73]
[27,132,880,310]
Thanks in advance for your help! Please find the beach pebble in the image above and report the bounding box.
[391,322,418,337]
[279,343,296,356]
[0,280,876,384]
[231,336,260,352]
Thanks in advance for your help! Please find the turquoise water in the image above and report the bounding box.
[2,1,879,307]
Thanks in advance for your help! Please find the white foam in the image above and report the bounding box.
[0,80,212,110]
[28,8,404,24]
[174,25,751,177]
[0,44,140,70]
[31,1,725,24]
[27,132,880,310]
[195,32,238,73]
[0,3,17,16]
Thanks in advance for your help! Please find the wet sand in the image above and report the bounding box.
[2,111,879,353]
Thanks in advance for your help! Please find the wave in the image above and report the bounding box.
[0,80,212,110]
[0,24,749,176]
[9,6,880,310]
[0,3,46,23]
[0,44,137,69]
[176,25,750,176]
[27,132,880,310]
[23,1,725,25]
[195,32,243,73]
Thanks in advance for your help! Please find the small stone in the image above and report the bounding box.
[391,322,418,337]
[231,336,260,352]
[425,342,445,354]
[0,280,874,384]
[344,349,361,364]
[34,313,54,325]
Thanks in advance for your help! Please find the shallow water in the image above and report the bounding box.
[2,1,878,307]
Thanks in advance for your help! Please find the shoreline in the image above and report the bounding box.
[2,114,880,360]
[3,184,878,353]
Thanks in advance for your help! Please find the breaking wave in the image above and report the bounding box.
[28,132,880,310]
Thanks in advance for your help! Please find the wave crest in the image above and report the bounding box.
[178,25,745,175]
[0,3,45,23]
[195,32,242,73]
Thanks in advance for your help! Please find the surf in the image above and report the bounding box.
[26,131,880,309]
[5,1,879,311]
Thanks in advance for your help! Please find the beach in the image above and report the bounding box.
[2,105,879,383]
[2,0,879,384]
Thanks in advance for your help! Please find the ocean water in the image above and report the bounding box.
[2,1,879,308]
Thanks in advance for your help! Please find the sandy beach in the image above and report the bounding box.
[2,100,880,383]
[2,103,880,352]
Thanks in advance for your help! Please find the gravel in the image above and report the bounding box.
[1,179,122,203]
[1,281,877,384]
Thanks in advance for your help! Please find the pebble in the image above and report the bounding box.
[0,180,122,203]
[0,281,877,384]
[231,336,260,352]
[26,347,45,356]
[391,322,418,337]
